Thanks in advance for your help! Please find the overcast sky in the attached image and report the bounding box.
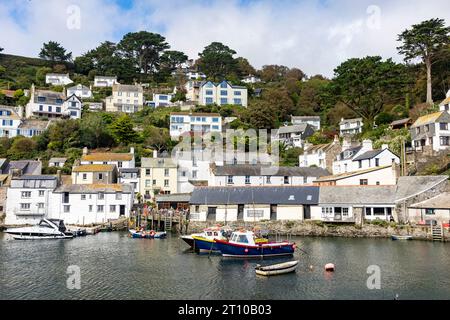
[0,0,449,77]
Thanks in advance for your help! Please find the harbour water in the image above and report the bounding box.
[1,232,450,300]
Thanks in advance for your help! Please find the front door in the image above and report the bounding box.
[304,205,311,220]
[334,207,342,221]
[120,205,125,216]
[237,205,244,221]
[270,205,277,220]
[207,207,216,221]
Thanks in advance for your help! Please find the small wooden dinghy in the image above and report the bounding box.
[255,260,298,276]
[391,235,413,240]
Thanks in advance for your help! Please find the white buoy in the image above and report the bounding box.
[325,263,335,271]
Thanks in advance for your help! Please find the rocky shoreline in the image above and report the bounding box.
[182,220,446,241]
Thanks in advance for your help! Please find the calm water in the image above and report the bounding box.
[1,232,450,300]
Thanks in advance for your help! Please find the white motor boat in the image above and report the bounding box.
[6,219,74,240]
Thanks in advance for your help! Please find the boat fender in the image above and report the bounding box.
[292,244,297,249]
[244,248,249,253]
[325,263,335,272]
[150,231,156,236]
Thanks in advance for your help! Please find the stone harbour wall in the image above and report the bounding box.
[182,220,446,241]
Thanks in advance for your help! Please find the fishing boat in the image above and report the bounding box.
[214,230,295,258]
[5,219,74,240]
[255,260,299,276]
[129,229,167,239]
[181,226,229,252]
[391,235,413,240]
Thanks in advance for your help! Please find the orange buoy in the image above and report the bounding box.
[325,263,335,271]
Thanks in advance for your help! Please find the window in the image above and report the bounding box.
[360,179,368,185]
[118,162,122,168]
[164,179,169,187]
[429,137,433,145]
[375,158,379,166]
[365,207,372,216]
[98,173,103,180]
[425,208,435,215]
[192,170,197,179]
[116,193,122,200]
[164,168,169,177]
[153,179,156,185]
[227,176,234,184]
[342,208,349,216]
[440,136,450,146]
[20,203,30,210]
[89,205,93,212]
[21,191,31,198]
[373,207,385,216]
[63,205,70,213]
[440,123,448,130]
[212,125,219,130]
[205,97,213,104]
[98,192,104,200]
[284,176,289,184]
[110,205,116,212]
[234,91,241,96]
[220,82,228,88]
[48,106,52,112]
[38,203,44,209]
[416,127,421,134]
[97,205,104,212]
[38,190,45,197]
[38,96,46,102]
[425,124,429,132]
[205,90,213,95]
[247,210,264,218]
[245,176,251,184]
[81,194,86,200]
[358,160,362,168]
[266,176,271,184]
[118,92,122,96]
[220,98,228,104]
[195,205,200,213]
[220,90,228,96]
[82,173,87,180]
[233,98,242,105]
[146,168,151,176]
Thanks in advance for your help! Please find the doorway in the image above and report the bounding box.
[207,207,217,221]
[237,204,244,221]
[270,205,277,220]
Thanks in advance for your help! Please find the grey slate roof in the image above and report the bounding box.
[54,183,134,193]
[3,160,41,175]
[212,165,330,177]
[276,124,308,135]
[119,168,140,173]
[352,149,384,161]
[409,193,450,209]
[141,157,177,168]
[49,157,67,163]
[338,146,362,160]
[190,186,319,205]
[319,186,396,204]
[395,176,449,202]
[15,175,56,180]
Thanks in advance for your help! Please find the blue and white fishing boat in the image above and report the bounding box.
[214,230,295,258]
[129,229,167,239]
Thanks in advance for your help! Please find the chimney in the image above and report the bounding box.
[342,136,352,150]
[56,170,62,183]
[82,147,88,155]
[382,144,389,150]
[130,147,135,154]
[362,139,373,151]
[304,142,312,151]
[153,150,158,158]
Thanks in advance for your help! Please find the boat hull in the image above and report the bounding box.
[192,236,220,252]
[8,233,73,240]
[255,261,299,276]
[129,230,167,239]
[180,235,195,247]
[214,240,295,258]
[391,235,413,240]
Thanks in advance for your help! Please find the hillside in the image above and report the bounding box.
[0,53,74,90]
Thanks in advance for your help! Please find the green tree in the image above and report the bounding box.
[245,101,278,129]
[236,57,256,78]
[261,87,295,122]
[297,75,331,115]
[160,50,188,72]
[79,113,115,148]
[197,42,238,81]
[259,65,289,82]
[39,41,72,61]
[142,126,170,152]
[118,31,170,76]
[331,56,409,128]
[8,137,37,160]
[36,67,53,85]
[397,18,450,104]
[109,114,138,145]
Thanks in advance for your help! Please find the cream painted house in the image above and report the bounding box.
[105,84,144,113]
[140,157,178,201]
[71,164,118,185]
[185,80,248,107]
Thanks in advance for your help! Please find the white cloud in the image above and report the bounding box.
[0,0,449,77]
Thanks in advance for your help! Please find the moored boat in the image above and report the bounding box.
[181,226,229,252]
[129,229,167,239]
[214,230,295,258]
[6,219,74,240]
[255,260,299,276]
[391,235,413,240]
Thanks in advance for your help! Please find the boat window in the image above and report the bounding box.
[213,232,218,236]
[238,235,249,243]
[38,220,53,228]
[206,232,212,236]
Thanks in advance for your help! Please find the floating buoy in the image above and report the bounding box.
[292,244,297,249]
[325,263,335,272]
[309,265,314,270]
[244,248,249,253]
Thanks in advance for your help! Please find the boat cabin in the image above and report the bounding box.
[229,231,256,246]
[203,228,222,239]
